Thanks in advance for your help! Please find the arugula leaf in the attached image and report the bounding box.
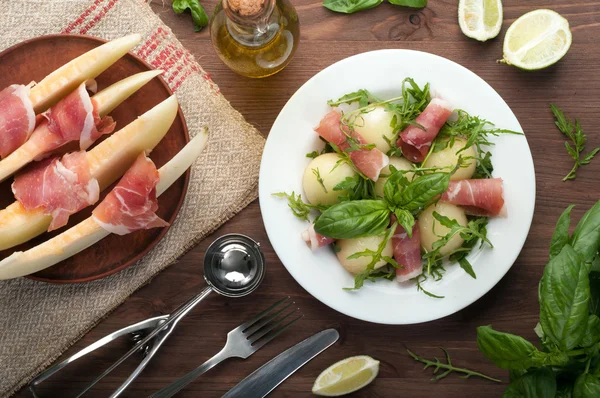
[473,150,494,179]
[272,191,324,221]
[399,173,450,212]
[388,0,427,7]
[322,0,383,14]
[551,205,576,259]
[573,373,600,398]
[551,104,600,181]
[172,0,209,32]
[539,244,590,351]
[314,200,390,239]
[345,266,395,290]
[306,150,319,159]
[312,168,328,193]
[570,200,600,263]
[448,217,489,279]
[407,347,501,382]
[503,367,557,398]
[333,175,376,201]
[477,326,546,370]
[429,213,492,254]
[327,89,382,107]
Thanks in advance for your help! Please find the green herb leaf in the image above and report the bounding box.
[539,244,590,351]
[383,165,410,206]
[589,271,600,317]
[457,257,476,279]
[344,266,395,290]
[550,205,576,259]
[407,347,501,382]
[306,150,319,159]
[172,0,209,32]
[314,200,390,239]
[399,173,451,212]
[550,104,600,181]
[573,373,600,398]
[272,191,323,221]
[556,381,574,398]
[333,175,376,202]
[312,168,328,193]
[394,209,415,239]
[322,0,383,14]
[580,315,600,348]
[473,151,495,179]
[476,326,544,370]
[503,367,557,398]
[327,89,382,107]
[388,0,427,7]
[570,200,600,263]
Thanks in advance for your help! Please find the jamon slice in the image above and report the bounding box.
[314,110,389,181]
[0,85,36,158]
[92,153,169,235]
[440,178,505,217]
[41,81,116,152]
[397,98,452,163]
[391,222,422,282]
[302,224,335,250]
[12,151,99,231]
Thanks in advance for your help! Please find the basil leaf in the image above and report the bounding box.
[323,0,383,14]
[399,173,451,212]
[384,165,409,206]
[394,209,414,239]
[556,381,574,398]
[539,244,590,351]
[476,326,541,370]
[172,0,209,32]
[550,204,575,259]
[314,200,390,239]
[590,271,600,316]
[571,200,600,263]
[509,369,527,382]
[573,373,600,398]
[388,0,427,7]
[503,367,557,398]
[580,314,600,347]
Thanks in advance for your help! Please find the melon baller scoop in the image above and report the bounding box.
[29,234,266,398]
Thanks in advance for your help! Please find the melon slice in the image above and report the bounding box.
[0,95,179,251]
[0,70,163,183]
[29,34,142,113]
[0,128,208,280]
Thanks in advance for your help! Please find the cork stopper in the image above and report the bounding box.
[223,0,276,26]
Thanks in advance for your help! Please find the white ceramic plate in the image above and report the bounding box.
[259,50,535,325]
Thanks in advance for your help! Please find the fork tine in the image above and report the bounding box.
[250,313,304,350]
[243,301,294,337]
[248,308,298,344]
[235,296,290,332]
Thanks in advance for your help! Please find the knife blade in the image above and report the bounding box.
[222,328,339,398]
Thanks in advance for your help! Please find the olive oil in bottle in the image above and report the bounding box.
[209,0,300,78]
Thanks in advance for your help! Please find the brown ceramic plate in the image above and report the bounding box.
[0,35,190,283]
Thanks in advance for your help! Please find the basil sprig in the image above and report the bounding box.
[323,0,426,15]
[475,200,600,396]
[314,200,390,239]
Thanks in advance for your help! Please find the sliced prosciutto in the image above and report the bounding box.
[302,224,335,250]
[92,153,169,235]
[441,178,505,217]
[40,81,115,153]
[12,151,99,231]
[314,110,389,181]
[392,222,422,282]
[397,98,452,163]
[0,85,36,158]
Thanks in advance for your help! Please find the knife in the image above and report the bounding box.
[222,328,339,398]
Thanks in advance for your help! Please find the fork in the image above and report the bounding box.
[149,297,303,398]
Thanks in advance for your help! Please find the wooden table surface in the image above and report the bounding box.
[17,0,600,397]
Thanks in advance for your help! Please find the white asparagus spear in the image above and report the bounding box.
[29,34,142,113]
[0,95,179,251]
[0,128,209,280]
[0,70,163,183]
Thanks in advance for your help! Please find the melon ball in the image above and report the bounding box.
[353,106,396,153]
[418,202,467,256]
[374,157,415,198]
[336,235,394,275]
[423,138,476,181]
[303,153,356,206]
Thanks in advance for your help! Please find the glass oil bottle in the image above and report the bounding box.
[209,0,300,78]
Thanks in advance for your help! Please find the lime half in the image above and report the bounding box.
[312,355,380,396]
[459,0,503,42]
[502,9,572,70]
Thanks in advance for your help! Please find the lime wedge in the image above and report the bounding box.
[312,355,379,396]
[459,0,503,41]
[502,9,572,70]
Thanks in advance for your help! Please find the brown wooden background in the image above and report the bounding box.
[16,0,600,397]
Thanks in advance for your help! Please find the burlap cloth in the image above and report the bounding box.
[0,0,266,395]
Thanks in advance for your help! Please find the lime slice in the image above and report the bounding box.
[312,355,380,396]
[458,0,503,42]
[502,9,572,70]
